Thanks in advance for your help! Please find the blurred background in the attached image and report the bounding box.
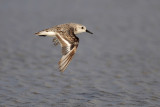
[0,0,160,106]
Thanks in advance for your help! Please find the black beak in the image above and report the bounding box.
[86,29,93,34]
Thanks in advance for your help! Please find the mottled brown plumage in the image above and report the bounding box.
[35,23,93,72]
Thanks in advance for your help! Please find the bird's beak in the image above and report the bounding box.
[86,29,93,34]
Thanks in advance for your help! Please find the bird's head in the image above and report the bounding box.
[73,24,93,35]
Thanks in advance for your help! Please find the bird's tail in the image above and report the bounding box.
[35,30,56,37]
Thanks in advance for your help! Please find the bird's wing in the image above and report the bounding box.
[55,30,79,72]
[59,45,78,72]
[52,38,60,46]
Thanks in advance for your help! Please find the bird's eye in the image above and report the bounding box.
[81,27,84,29]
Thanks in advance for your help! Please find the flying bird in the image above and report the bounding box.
[35,23,93,72]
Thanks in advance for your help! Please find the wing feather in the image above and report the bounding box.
[59,46,77,72]
[54,29,79,72]
[52,38,59,46]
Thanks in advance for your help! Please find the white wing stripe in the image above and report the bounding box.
[56,33,71,47]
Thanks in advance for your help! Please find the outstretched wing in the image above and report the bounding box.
[59,45,78,72]
[55,29,79,72]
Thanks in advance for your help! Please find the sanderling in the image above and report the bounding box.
[35,23,93,72]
